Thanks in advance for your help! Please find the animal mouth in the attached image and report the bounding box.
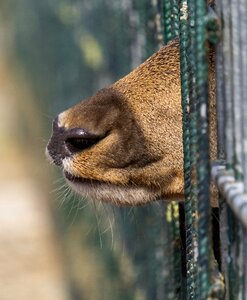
[64,171,159,205]
[64,171,101,185]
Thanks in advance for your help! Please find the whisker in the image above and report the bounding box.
[108,216,114,249]
[57,186,73,209]
[51,181,68,194]
[68,191,78,217]
[68,194,82,228]
[92,200,103,249]
[78,198,90,210]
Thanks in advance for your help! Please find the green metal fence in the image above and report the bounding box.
[162,0,247,298]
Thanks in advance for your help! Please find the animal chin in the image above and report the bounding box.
[64,171,159,206]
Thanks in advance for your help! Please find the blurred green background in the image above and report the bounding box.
[0,1,172,299]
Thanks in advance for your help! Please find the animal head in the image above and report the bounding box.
[46,39,184,205]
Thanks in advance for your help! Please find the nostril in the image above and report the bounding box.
[65,136,101,153]
[64,128,103,154]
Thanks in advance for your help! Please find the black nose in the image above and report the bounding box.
[46,117,103,166]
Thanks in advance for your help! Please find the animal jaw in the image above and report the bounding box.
[64,173,160,206]
[46,39,186,205]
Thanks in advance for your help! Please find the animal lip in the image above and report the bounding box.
[64,171,100,184]
[64,171,80,182]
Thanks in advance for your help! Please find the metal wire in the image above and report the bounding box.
[163,0,173,43]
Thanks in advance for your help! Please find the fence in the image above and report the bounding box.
[11,0,247,297]
[162,0,247,298]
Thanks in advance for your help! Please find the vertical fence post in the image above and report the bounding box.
[194,0,211,298]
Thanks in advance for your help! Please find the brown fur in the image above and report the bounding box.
[47,39,216,206]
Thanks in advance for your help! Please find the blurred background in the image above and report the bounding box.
[0,1,172,299]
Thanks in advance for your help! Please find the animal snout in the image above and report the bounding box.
[46,117,103,166]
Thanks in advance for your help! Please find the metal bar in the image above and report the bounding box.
[194,0,211,297]
[239,0,247,189]
[231,0,244,179]
[215,0,226,161]
[221,0,234,167]
[212,165,247,231]
[178,0,199,297]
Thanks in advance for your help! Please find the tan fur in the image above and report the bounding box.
[47,39,216,206]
